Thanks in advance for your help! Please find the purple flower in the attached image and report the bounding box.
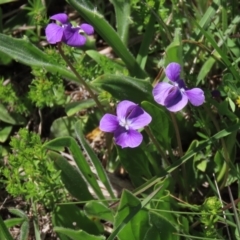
[45,13,94,47]
[152,62,205,112]
[99,100,152,148]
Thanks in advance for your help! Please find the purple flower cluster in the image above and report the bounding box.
[45,13,94,47]
[152,62,205,112]
[99,63,205,148]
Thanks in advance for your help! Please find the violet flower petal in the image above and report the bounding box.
[128,105,152,129]
[176,79,186,90]
[80,23,94,35]
[152,82,173,106]
[164,87,188,112]
[99,114,119,132]
[116,100,137,120]
[63,27,86,47]
[165,62,181,82]
[50,13,68,24]
[185,88,205,106]
[45,23,64,44]
[115,128,143,148]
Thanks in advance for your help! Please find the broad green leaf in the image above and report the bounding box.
[108,187,162,240]
[65,99,95,116]
[117,146,153,187]
[144,212,179,240]
[67,0,147,78]
[47,151,93,201]
[52,205,102,240]
[0,34,79,83]
[50,116,78,138]
[84,201,114,222]
[4,218,24,228]
[54,227,105,240]
[114,190,150,240]
[109,0,130,45]
[92,74,153,103]
[0,125,12,143]
[44,136,105,200]
[0,215,14,240]
[19,220,29,240]
[8,209,28,219]
[0,103,25,125]
[75,120,115,198]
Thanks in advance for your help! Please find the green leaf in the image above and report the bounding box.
[117,146,153,187]
[0,215,14,240]
[0,34,79,83]
[92,74,153,103]
[50,116,78,138]
[166,122,240,174]
[8,209,28,219]
[196,15,240,84]
[108,186,162,240]
[114,190,150,240]
[0,0,18,4]
[52,205,102,240]
[67,0,147,78]
[65,99,95,116]
[47,151,93,201]
[165,28,182,67]
[0,103,25,125]
[109,0,130,45]
[19,220,29,240]
[75,121,115,198]
[0,125,12,143]
[44,136,105,200]
[141,101,171,148]
[196,159,207,172]
[4,218,24,228]
[54,227,105,240]
[144,212,179,240]
[86,50,126,74]
[84,201,114,222]
[195,22,239,81]
[136,1,160,69]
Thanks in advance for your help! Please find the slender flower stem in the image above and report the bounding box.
[170,112,183,157]
[57,43,104,113]
[144,126,170,167]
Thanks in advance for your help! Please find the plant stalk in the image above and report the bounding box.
[58,43,104,113]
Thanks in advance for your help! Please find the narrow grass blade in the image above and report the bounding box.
[75,120,115,199]
[195,22,239,82]
[110,0,130,45]
[136,1,160,69]
[0,215,14,240]
[228,186,240,237]
[166,122,240,174]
